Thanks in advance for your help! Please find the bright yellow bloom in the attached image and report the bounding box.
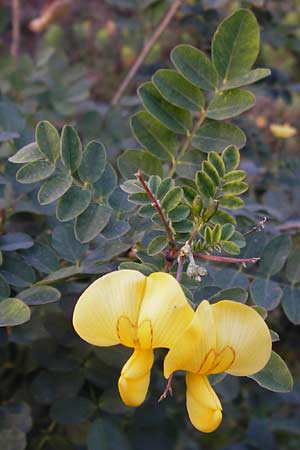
[73,270,194,407]
[164,300,272,433]
[270,123,297,138]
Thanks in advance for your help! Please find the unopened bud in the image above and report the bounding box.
[202,200,218,222]
[191,195,203,217]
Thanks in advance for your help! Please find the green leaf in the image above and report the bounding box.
[131,111,177,161]
[75,204,111,243]
[128,192,150,205]
[147,235,168,256]
[21,243,59,274]
[56,186,91,221]
[223,170,246,182]
[220,68,271,90]
[0,298,31,327]
[176,148,205,178]
[87,418,131,450]
[161,187,183,212]
[78,141,106,184]
[0,274,10,300]
[211,224,221,242]
[36,120,60,162]
[208,151,225,177]
[153,69,205,111]
[221,240,241,255]
[210,287,248,304]
[222,181,248,195]
[1,254,36,287]
[50,396,96,425]
[192,121,246,153]
[286,246,300,285]
[38,173,73,205]
[249,351,293,393]
[221,223,235,240]
[195,171,215,199]
[218,195,244,209]
[171,44,218,91]
[61,125,82,173]
[52,223,86,263]
[173,219,193,233]
[117,149,163,179]
[0,233,33,251]
[212,9,260,83]
[211,210,236,226]
[259,235,291,277]
[9,143,44,163]
[16,161,55,184]
[119,262,155,276]
[168,205,190,222]
[138,82,192,134]
[207,89,256,120]
[250,278,283,311]
[222,145,240,171]
[202,161,220,186]
[148,175,161,196]
[281,286,300,325]
[93,163,117,199]
[18,286,61,305]
[108,187,136,213]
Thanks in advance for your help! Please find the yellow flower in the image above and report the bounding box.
[164,300,272,433]
[270,123,297,139]
[73,270,194,407]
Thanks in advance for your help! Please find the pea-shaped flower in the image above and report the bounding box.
[164,300,272,433]
[73,270,194,407]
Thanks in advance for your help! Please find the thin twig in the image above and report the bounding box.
[193,253,260,265]
[111,0,185,105]
[158,373,174,403]
[11,0,20,57]
[244,217,267,237]
[135,170,176,248]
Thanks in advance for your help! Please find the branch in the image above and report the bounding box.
[135,171,176,248]
[193,253,260,265]
[11,0,20,58]
[111,0,185,105]
[244,217,267,237]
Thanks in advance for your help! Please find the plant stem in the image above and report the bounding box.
[111,0,185,105]
[169,111,207,177]
[158,373,174,403]
[135,171,176,248]
[244,217,267,237]
[193,253,260,265]
[11,0,20,57]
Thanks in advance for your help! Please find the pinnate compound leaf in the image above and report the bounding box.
[36,120,60,162]
[61,125,82,173]
[207,89,256,120]
[18,286,61,305]
[171,44,218,91]
[192,121,246,153]
[220,68,271,90]
[38,173,73,205]
[79,141,106,183]
[222,145,240,171]
[259,235,291,277]
[75,204,112,243]
[118,149,163,179]
[153,69,205,111]
[9,143,44,163]
[16,161,55,184]
[147,236,168,256]
[249,351,293,393]
[56,186,91,221]
[212,9,260,82]
[138,82,192,134]
[281,286,300,325]
[0,298,31,327]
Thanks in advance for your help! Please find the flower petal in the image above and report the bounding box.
[118,348,154,407]
[164,300,216,378]
[212,300,272,376]
[138,272,194,349]
[186,372,222,433]
[73,270,146,347]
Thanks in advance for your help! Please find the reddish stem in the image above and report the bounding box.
[135,171,175,248]
[193,253,260,265]
[244,217,267,237]
[158,373,174,403]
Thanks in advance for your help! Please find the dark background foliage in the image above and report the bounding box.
[0,1,299,449]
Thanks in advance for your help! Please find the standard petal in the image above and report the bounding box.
[186,372,222,433]
[164,300,216,377]
[138,272,194,349]
[118,348,154,407]
[73,270,146,347]
[212,300,272,376]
